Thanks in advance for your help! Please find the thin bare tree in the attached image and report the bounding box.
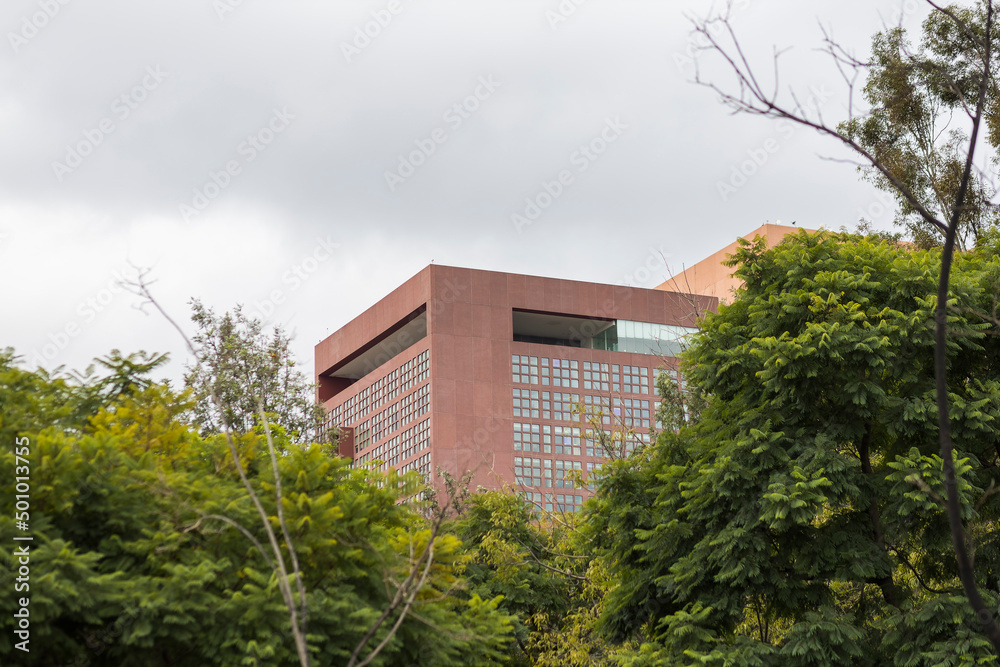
[123,272,313,666]
[345,470,463,667]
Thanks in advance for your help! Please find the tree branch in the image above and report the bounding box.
[121,271,312,666]
[690,13,951,236]
[932,0,1000,652]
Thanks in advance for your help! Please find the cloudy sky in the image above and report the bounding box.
[1,0,925,385]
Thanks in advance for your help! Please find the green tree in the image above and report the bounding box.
[455,487,617,666]
[125,277,493,666]
[72,350,172,416]
[0,354,513,665]
[594,231,1000,665]
[184,301,326,444]
[692,0,1000,650]
[841,4,1000,249]
[0,347,166,441]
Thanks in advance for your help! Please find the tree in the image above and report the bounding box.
[842,6,1000,249]
[0,352,513,665]
[74,349,172,411]
[120,274,505,666]
[592,231,1000,664]
[691,0,1000,651]
[183,300,326,444]
[455,487,618,666]
[0,347,168,442]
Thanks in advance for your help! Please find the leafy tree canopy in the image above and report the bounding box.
[0,353,512,666]
[593,230,1000,665]
[842,0,1000,249]
[183,301,327,444]
[454,487,618,666]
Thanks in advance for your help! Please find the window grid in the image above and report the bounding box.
[520,491,583,513]
[399,452,431,477]
[512,357,672,500]
[325,349,429,431]
[355,418,431,470]
[512,355,580,388]
[355,383,430,452]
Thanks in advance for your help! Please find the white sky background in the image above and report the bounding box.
[0,0,930,386]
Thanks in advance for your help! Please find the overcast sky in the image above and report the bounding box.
[1,0,927,386]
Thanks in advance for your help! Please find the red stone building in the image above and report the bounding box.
[314,265,714,510]
[656,223,814,302]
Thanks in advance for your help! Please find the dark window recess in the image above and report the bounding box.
[511,308,695,356]
[512,309,612,350]
[513,333,582,347]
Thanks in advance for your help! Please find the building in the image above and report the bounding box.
[656,223,813,301]
[314,265,715,510]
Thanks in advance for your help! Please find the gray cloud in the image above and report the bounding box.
[0,0,924,383]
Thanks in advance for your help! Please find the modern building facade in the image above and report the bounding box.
[656,223,812,301]
[315,265,715,510]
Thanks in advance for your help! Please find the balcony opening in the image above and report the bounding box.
[512,308,695,356]
[318,306,427,401]
[512,309,613,348]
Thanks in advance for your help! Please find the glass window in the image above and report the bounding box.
[590,320,696,356]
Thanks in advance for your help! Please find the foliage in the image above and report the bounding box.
[0,354,512,666]
[693,0,1000,653]
[654,367,706,435]
[593,231,1000,665]
[0,348,168,442]
[72,350,172,416]
[840,1,1000,249]
[455,487,620,666]
[183,301,327,444]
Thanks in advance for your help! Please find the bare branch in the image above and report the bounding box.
[347,471,464,667]
[933,0,1000,652]
[905,473,946,505]
[353,538,437,667]
[690,12,951,236]
[975,478,1000,513]
[256,397,309,641]
[513,536,590,582]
